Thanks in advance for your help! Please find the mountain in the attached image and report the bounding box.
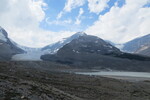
[11,32,86,61]
[41,34,150,72]
[0,26,24,60]
[135,46,150,56]
[11,32,87,61]
[122,34,150,56]
[56,35,121,55]
[42,32,87,54]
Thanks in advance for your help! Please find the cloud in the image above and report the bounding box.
[0,0,75,47]
[46,17,72,26]
[75,8,84,25]
[64,0,86,12]
[57,0,86,19]
[0,0,150,48]
[57,11,64,19]
[88,0,110,14]
[86,0,150,43]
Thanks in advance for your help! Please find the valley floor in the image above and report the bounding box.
[0,61,150,100]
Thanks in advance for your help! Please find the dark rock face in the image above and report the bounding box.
[0,27,24,60]
[41,35,150,72]
[123,34,150,54]
[57,35,121,56]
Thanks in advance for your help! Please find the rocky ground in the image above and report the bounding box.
[0,61,150,100]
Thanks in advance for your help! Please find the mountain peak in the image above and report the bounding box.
[69,32,87,40]
[57,34,121,56]
[74,32,87,36]
[0,26,7,42]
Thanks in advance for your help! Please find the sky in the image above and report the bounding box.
[0,0,150,47]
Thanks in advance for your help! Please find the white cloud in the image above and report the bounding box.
[86,0,150,44]
[0,0,75,47]
[46,17,72,25]
[1,0,150,48]
[75,8,84,25]
[57,0,86,19]
[88,0,110,14]
[64,0,86,12]
[57,11,64,19]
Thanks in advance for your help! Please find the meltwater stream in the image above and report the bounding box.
[76,71,150,78]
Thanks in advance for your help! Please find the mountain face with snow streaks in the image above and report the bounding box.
[123,34,150,56]
[0,27,24,60]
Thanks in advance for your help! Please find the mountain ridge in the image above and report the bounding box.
[0,27,24,60]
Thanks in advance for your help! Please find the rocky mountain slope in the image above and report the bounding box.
[0,27,24,60]
[41,35,150,72]
[135,46,150,56]
[123,34,150,56]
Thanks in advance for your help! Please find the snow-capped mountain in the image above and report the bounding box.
[42,32,87,54]
[41,34,123,64]
[56,35,121,55]
[0,26,24,60]
[41,34,150,71]
[122,34,150,56]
